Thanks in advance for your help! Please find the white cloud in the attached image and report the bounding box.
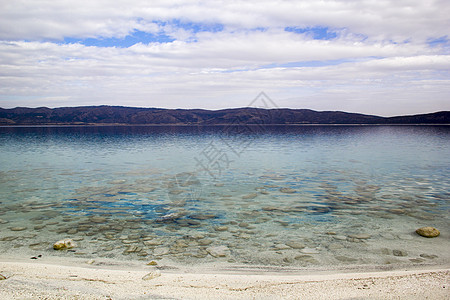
[1,0,449,41]
[0,0,449,115]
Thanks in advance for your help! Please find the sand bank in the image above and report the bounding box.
[0,259,448,299]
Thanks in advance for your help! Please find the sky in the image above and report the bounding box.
[0,0,449,116]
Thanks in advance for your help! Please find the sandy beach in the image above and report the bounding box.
[0,258,448,299]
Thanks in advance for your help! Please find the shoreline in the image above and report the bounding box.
[1,123,450,127]
[1,258,449,299]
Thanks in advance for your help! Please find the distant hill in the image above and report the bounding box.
[0,106,449,125]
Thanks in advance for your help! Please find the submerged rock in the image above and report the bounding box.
[197,239,213,246]
[416,227,440,238]
[273,244,290,250]
[53,239,76,250]
[393,250,408,257]
[144,240,163,246]
[242,193,258,200]
[10,227,27,231]
[294,255,318,264]
[285,241,305,249]
[90,216,107,223]
[156,211,186,222]
[348,234,371,240]
[420,253,438,259]
[279,187,296,194]
[214,226,228,232]
[301,248,320,254]
[123,245,141,254]
[153,247,170,256]
[206,246,230,257]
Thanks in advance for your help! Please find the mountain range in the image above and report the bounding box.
[0,106,449,125]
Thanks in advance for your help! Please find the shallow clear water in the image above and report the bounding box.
[0,125,449,269]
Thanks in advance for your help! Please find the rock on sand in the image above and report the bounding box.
[53,238,76,250]
[415,227,440,238]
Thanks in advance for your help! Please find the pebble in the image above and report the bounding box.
[0,274,6,280]
[0,219,8,224]
[147,261,158,266]
[301,248,320,254]
[191,233,205,239]
[198,239,213,246]
[190,214,216,220]
[214,226,228,232]
[273,244,290,250]
[124,245,142,254]
[242,193,258,200]
[10,227,27,231]
[416,227,440,238]
[86,259,95,265]
[121,239,137,244]
[409,258,425,263]
[279,187,296,193]
[333,235,347,241]
[393,250,408,257]
[90,216,107,223]
[206,246,230,257]
[153,247,170,256]
[398,234,414,240]
[238,222,250,228]
[142,270,161,280]
[174,240,189,248]
[53,239,76,250]
[186,220,201,226]
[420,253,438,259]
[144,240,163,246]
[285,242,305,249]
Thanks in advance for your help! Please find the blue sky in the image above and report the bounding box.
[0,0,449,116]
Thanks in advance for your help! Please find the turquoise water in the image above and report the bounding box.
[0,125,449,268]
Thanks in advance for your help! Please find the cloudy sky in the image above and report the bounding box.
[0,0,449,116]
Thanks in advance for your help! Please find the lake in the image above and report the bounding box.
[0,125,449,270]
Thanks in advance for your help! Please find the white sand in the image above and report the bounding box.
[0,259,449,299]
